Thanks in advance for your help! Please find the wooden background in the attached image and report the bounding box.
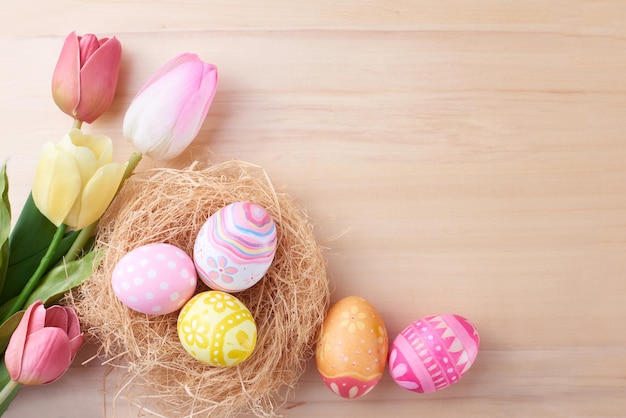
[2,1,626,417]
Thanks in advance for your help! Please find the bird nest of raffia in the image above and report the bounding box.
[71,160,330,418]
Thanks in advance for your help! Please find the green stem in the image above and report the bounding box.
[64,224,95,263]
[72,119,82,130]
[122,152,143,186]
[0,359,19,414]
[1,224,66,323]
[0,379,19,410]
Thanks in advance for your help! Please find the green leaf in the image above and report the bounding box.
[0,194,79,305]
[0,310,24,356]
[0,164,10,295]
[0,242,8,299]
[0,298,17,329]
[25,250,101,308]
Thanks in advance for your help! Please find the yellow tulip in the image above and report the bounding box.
[32,128,128,230]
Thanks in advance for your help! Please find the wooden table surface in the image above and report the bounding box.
[2,1,626,417]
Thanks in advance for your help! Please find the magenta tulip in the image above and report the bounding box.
[52,31,122,124]
[123,53,218,160]
[5,301,83,385]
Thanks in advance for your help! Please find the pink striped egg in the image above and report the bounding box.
[389,314,479,393]
[193,201,277,293]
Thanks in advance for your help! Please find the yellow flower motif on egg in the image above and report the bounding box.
[375,325,386,344]
[203,291,237,313]
[178,314,209,349]
[340,305,368,333]
[227,330,254,363]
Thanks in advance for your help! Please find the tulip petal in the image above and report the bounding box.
[68,334,84,362]
[57,132,99,188]
[124,53,218,160]
[75,36,122,123]
[124,60,205,159]
[78,34,100,68]
[123,72,187,155]
[44,305,69,331]
[51,32,80,119]
[66,161,128,230]
[62,200,81,231]
[134,52,197,96]
[170,64,217,159]
[32,143,81,227]
[5,301,44,381]
[195,63,218,120]
[17,328,72,385]
[44,306,85,360]
[64,307,82,340]
[63,306,84,358]
[5,301,83,386]
[86,134,114,166]
[25,302,47,336]
[64,128,114,167]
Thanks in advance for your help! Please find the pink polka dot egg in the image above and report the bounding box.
[389,314,480,393]
[111,243,198,315]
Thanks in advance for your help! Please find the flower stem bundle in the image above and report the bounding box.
[0,29,220,416]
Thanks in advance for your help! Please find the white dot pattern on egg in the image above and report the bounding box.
[112,243,198,315]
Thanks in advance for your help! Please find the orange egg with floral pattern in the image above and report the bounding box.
[177,291,257,367]
[315,296,388,399]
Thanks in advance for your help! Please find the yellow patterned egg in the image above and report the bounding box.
[315,296,388,399]
[177,291,257,367]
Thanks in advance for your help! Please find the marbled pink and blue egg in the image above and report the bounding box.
[111,243,198,315]
[193,201,277,293]
[389,314,479,393]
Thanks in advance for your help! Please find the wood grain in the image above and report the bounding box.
[1,1,626,417]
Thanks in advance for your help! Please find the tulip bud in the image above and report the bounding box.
[5,301,83,385]
[32,128,128,230]
[52,31,122,124]
[123,53,218,160]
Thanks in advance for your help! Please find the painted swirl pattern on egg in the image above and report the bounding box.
[389,314,479,393]
[177,291,257,367]
[194,201,277,292]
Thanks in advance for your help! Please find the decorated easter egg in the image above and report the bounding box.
[389,314,479,393]
[177,291,257,367]
[315,296,388,399]
[111,243,197,315]
[193,201,277,293]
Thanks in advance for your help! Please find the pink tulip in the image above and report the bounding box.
[52,31,122,124]
[5,301,83,385]
[123,53,218,160]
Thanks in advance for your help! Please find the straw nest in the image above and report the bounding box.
[72,160,330,418]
